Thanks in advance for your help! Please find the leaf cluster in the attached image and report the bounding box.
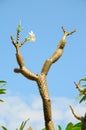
[58,122,82,130]
[76,77,86,103]
[0,80,6,102]
[1,119,29,130]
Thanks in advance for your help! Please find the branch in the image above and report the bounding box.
[69,105,86,129]
[69,105,82,120]
[11,28,38,81]
[14,67,38,81]
[41,27,76,75]
[74,82,84,92]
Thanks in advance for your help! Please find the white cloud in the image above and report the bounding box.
[0,96,86,130]
[0,96,44,130]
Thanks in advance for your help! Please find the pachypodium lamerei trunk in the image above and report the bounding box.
[37,73,54,130]
[11,25,76,130]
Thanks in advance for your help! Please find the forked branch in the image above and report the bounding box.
[11,25,76,130]
[41,27,76,75]
[10,25,37,81]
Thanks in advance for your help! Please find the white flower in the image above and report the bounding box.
[29,31,36,42]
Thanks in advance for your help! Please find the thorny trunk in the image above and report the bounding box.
[37,74,54,130]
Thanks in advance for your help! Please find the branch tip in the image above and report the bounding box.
[14,68,21,73]
[61,26,66,33]
[69,104,82,120]
[74,81,84,92]
[69,104,73,112]
[61,26,76,36]
[10,35,14,42]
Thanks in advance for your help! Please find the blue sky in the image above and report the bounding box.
[0,0,86,129]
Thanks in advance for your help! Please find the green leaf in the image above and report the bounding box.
[0,80,6,83]
[65,122,73,130]
[73,122,82,127]
[80,77,86,82]
[71,122,82,130]
[17,22,23,33]
[42,128,46,130]
[82,85,86,88]
[18,118,29,130]
[0,88,6,94]
[0,99,4,102]
[79,95,86,103]
[1,126,8,130]
[58,125,62,130]
[0,81,6,102]
[75,93,83,101]
[0,81,6,88]
[72,127,81,130]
